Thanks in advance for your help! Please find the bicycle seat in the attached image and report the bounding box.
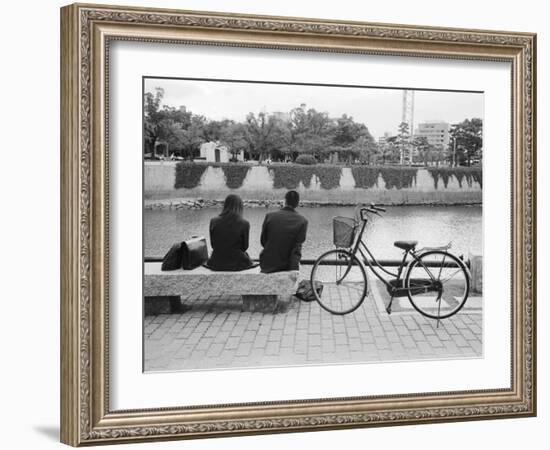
[394,240,418,251]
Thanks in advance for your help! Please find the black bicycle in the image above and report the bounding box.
[310,204,471,320]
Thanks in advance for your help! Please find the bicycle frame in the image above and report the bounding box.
[347,216,452,295]
[313,209,471,319]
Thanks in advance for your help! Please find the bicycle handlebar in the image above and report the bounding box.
[370,203,386,212]
[360,206,384,221]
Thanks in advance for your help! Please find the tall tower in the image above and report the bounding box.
[401,90,415,165]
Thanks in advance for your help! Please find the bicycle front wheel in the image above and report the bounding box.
[310,249,367,315]
[405,250,470,319]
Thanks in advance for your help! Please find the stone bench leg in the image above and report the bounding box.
[242,294,296,313]
[469,253,483,294]
[144,296,184,316]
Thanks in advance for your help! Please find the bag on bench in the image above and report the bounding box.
[161,236,209,271]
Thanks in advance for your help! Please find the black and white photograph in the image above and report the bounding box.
[143,77,484,372]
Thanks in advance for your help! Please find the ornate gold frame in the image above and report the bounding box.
[60,3,536,446]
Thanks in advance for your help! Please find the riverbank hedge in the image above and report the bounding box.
[379,167,418,189]
[427,167,483,189]
[174,163,208,189]
[351,166,379,189]
[269,164,342,189]
[218,164,250,189]
[174,162,481,191]
[270,164,315,189]
[175,162,251,189]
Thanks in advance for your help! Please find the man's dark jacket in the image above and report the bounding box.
[259,206,308,273]
[206,213,254,271]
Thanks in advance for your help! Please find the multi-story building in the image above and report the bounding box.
[272,111,291,122]
[378,132,392,146]
[415,121,450,149]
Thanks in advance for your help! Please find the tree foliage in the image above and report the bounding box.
[144,88,481,168]
[449,118,483,167]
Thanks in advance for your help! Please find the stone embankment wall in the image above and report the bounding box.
[144,162,482,206]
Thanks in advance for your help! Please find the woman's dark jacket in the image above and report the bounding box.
[206,213,254,271]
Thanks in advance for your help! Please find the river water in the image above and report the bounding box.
[144,205,482,261]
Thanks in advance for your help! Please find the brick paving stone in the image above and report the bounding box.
[347,327,360,338]
[461,329,477,341]
[469,340,483,354]
[268,342,281,356]
[386,331,400,343]
[195,337,214,351]
[224,337,241,350]
[401,336,417,349]
[235,343,253,357]
[454,335,470,348]
[322,339,336,353]
[349,338,362,351]
[468,323,482,334]
[411,330,427,341]
[374,337,391,350]
[294,341,308,354]
[144,285,483,372]
[308,334,322,346]
[427,335,445,348]
[358,332,375,344]
[213,331,231,343]
[268,329,284,342]
[334,334,348,345]
[206,343,225,358]
[281,335,295,348]
[371,327,385,337]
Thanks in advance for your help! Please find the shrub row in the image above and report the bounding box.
[351,166,380,189]
[270,165,342,190]
[174,163,208,189]
[216,164,251,189]
[295,154,318,165]
[270,164,315,189]
[175,162,251,189]
[427,167,483,189]
[271,165,417,190]
[175,162,483,191]
[312,166,342,190]
[379,167,418,190]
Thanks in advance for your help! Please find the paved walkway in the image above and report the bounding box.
[144,277,483,372]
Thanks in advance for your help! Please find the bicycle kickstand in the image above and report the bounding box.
[386,294,395,315]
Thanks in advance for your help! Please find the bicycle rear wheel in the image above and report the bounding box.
[310,249,367,315]
[405,250,470,319]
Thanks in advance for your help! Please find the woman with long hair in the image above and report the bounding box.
[205,194,255,271]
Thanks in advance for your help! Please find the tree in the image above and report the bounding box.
[173,115,207,159]
[352,134,379,165]
[143,87,165,155]
[219,122,249,160]
[396,121,411,165]
[412,136,434,167]
[288,105,333,160]
[449,118,483,166]
[382,136,401,165]
[243,112,283,162]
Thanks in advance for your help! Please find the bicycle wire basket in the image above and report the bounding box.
[333,216,357,248]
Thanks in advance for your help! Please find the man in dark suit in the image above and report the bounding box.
[260,191,308,273]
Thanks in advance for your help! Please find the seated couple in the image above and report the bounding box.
[206,191,308,273]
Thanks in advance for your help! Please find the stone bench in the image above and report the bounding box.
[144,262,299,315]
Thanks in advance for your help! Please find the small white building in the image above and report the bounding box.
[199,141,244,163]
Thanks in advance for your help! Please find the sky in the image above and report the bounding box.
[144,77,484,140]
